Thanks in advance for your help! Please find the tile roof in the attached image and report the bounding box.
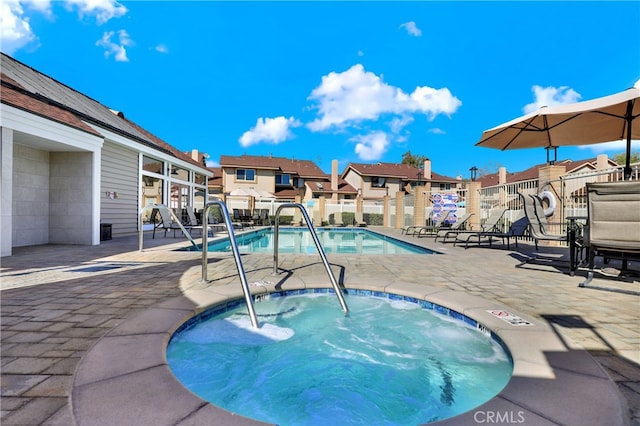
[343,162,458,182]
[476,157,620,186]
[1,53,204,170]
[306,178,358,194]
[220,154,327,178]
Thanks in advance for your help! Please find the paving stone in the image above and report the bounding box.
[0,396,67,426]
[0,374,48,396]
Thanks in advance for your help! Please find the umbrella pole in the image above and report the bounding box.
[624,100,633,180]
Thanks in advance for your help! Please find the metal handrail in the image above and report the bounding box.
[202,201,259,329]
[138,204,198,251]
[273,203,349,314]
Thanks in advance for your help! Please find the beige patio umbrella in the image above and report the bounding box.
[476,87,640,178]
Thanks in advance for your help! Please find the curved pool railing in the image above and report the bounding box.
[202,201,259,329]
[273,203,349,314]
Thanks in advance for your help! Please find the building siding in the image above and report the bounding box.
[101,141,138,236]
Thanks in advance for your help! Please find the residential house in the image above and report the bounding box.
[220,154,354,202]
[341,159,462,200]
[0,53,212,256]
[476,157,620,188]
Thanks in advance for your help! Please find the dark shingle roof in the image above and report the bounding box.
[1,53,204,169]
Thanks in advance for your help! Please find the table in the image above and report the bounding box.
[566,216,587,276]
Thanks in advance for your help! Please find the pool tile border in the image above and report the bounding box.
[71,282,628,426]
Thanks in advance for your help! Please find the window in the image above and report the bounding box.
[142,155,163,174]
[276,173,291,186]
[236,169,255,181]
[439,183,452,191]
[371,176,386,188]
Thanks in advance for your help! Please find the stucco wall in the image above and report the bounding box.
[12,144,51,247]
[49,152,93,244]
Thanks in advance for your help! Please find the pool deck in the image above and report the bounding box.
[1,227,638,425]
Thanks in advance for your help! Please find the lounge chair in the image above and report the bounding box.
[520,193,567,250]
[411,211,452,237]
[580,181,640,288]
[152,205,190,238]
[434,212,474,243]
[458,210,528,249]
[453,209,507,246]
[354,211,367,227]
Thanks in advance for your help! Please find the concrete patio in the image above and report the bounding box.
[1,228,638,425]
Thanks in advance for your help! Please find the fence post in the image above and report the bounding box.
[383,194,390,227]
[395,191,404,229]
[414,186,426,226]
[467,181,482,231]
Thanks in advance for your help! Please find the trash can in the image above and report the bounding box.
[100,223,112,241]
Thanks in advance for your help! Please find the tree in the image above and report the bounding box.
[612,151,640,166]
[401,151,428,168]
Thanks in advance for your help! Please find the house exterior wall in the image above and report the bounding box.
[49,152,93,244]
[101,141,138,236]
[343,169,401,199]
[223,167,276,193]
[12,144,50,247]
[1,128,14,256]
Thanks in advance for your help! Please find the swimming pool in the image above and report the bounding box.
[167,290,513,425]
[188,227,436,254]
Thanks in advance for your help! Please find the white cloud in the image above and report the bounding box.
[154,44,168,53]
[428,128,445,135]
[65,0,127,24]
[352,132,390,161]
[389,115,414,133]
[523,85,581,113]
[579,139,640,153]
[206,159,220,168]
[635,79,640,89]
[399,21,422,37]
[1,0,126,55]
[96,29,132,62]
[357,50,364,57]
[307,64,461,131]
[0,0,43,54]
[239,116,301,147]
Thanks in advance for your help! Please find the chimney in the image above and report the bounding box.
[423,159,432,180]
[499,167,507,185]
[331,159,339,191]
[596,154,609,170]
[191,149,199,162]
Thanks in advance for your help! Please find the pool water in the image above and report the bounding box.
[196,228,435,254]
[167,292,512,425]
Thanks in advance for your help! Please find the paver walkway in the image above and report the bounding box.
[1,229,638,425]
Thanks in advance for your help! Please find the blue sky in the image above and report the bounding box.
[2,1,639,178]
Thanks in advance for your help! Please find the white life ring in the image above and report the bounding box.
[538,190,556,217]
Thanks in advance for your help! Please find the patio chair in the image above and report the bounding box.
[457,210,528,249]
[434,212,474,243]
[580,181,640,288]
[411,210,452,237]
[354,211,368,227]
[453,208,507,246]
[152,205,190,238]
[520,193,567,250]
